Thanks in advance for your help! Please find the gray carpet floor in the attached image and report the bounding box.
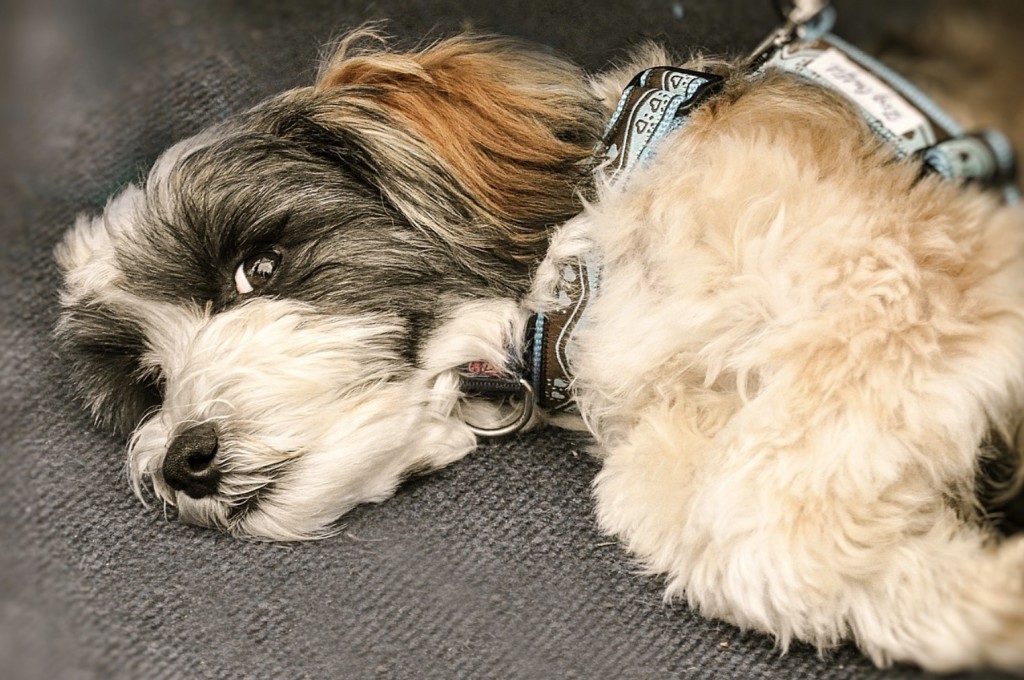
[1,0,1017,677]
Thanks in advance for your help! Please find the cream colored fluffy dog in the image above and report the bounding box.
[558,7,1024,670]
[57,2,1024,673]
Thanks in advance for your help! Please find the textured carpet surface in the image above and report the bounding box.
[0,1,1016,678]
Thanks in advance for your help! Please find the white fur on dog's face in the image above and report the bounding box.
[126,297,476,540]
[55,33,604,539]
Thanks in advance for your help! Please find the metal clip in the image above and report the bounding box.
[748,0,833,68]
[463,379,535,438]
[747,22,799,69]
[776,0,830,24]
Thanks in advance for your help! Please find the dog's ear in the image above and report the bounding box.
[55,193,164,436]
[310,31,604,266]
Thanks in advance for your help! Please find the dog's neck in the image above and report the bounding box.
[456,66,726,433]
[527,67,727,414]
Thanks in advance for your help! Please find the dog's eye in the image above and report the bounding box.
[235,251,281,295]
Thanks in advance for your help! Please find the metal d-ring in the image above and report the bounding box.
[465,379,535,438]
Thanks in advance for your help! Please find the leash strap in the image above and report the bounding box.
[755,4,1019,203]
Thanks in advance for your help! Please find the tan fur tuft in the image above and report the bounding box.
[315,30,605,263]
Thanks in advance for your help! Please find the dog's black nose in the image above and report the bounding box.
[163,423,221,499]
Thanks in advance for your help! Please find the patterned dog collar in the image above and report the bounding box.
[527,66,724,416]
[460,65,723,433]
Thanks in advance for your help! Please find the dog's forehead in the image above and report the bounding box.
[113,105,379,304]
[56,128,218,286]
[146,126,230,194]
[107,93,480,318]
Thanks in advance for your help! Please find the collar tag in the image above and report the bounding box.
[806,48,927,137]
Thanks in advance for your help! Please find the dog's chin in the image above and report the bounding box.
[130,390,479,541]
